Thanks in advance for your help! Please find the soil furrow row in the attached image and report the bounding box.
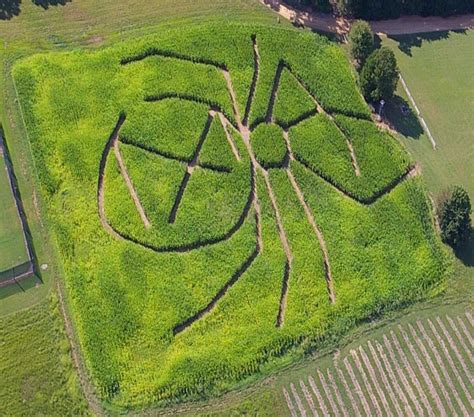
[327,369,350,417]
[300,380,320,417]
[291,382,308,417]
[434,317,474,385]
[445,316,474,363]
[367,341,408,417]
[382,335,432,416]
[284,387,299,417]
[349,350,383,417]
[358,346,393,415]
[342,357,372,416]
[395,329,447,415]
[317,369,340,417]
[308,376,330,416]
[406,324,458,416]
[336,366,362,417]
[417,321,473,412]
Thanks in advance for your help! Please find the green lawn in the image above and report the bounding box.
[0,142,28,272]
[0,295,87,416]
[383,30,474,200]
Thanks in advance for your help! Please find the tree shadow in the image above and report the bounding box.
[383,95,424,139]
[454,228,474,267]
[388,29,468,57]
[32,0,71,9]
[0,0,21,20]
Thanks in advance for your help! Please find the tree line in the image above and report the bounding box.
[292,0,473,19]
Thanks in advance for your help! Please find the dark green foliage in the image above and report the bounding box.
[439,186,472,248]
[360,47,399,102]
[348,20,374,67]
[336,0,473,20]
[251,123,287,169]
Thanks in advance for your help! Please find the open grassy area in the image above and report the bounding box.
[0,295,87,416]
[0,140,28,272]
[383,30,474,200]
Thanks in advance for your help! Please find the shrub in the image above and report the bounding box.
[360,47,399,102]
[348,20,374,68]
[438,186,472,248]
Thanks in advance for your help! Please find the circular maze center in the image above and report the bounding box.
[250,123,288,169]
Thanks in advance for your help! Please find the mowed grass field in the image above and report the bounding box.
[383,30,474,200]
[0,295,87,416]
[0,143,28,272]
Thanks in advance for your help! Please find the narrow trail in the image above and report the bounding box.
[114,140,151,229]
[218,112,241,161]
[169,112,214,224]
[292,73,361,177]
[261,169,294,327]
[55,282,104,416]
[98,116,127,242]
[282,130,335,303]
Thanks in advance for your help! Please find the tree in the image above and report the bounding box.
[348,20,374,67]
[360,47,398,102]
[438,186,472,248]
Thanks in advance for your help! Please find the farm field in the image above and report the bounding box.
[0,136,28,273]
[13,20,448,410]
[0,295,87,416]
[282,311,474,417]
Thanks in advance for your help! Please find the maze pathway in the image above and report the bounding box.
[283,312,474,417]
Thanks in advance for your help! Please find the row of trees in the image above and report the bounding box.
[295,0,474,19]
[336,0,474,20]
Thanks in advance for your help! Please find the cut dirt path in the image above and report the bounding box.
[260,0,473,36]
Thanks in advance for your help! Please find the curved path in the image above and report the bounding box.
[260,0,473,36]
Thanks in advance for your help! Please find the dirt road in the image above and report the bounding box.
[260,0,473,35]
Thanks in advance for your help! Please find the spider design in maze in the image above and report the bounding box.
[98,35,417,335]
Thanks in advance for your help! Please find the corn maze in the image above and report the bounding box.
[283,311,474,417]
[13,23,448,407]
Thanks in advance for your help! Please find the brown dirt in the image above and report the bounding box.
[357,347,393,415]
[367,341,409,417]
[336,366,362,417]
[407,324,458,416]
[395,328,447,415]
[291,382,308,417]
[300,380,319,417]
[414,322,471,416]
[113,140,151,229]
[283,387,299,417]
[342,357,372,416]
[382,334,433,416]
[446,316,474,363]
[434,317,474,384]
[317,369,340,416]
[425,320,474,407]
[349,350,383,417]
[260,0,473,36]
[308,375,330,416]
[326,369,350,417]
